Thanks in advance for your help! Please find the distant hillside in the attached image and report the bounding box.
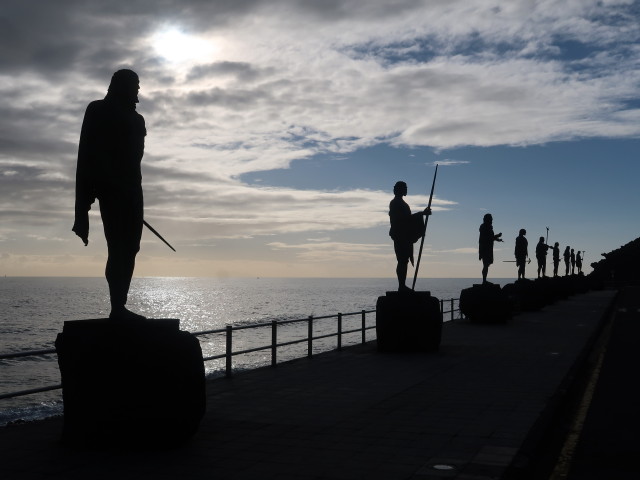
[590,237,640,285]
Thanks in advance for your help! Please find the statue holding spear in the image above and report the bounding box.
[388,166,436,292]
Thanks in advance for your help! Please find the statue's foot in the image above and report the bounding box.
[398,284,413,292]
[109,307,146,321]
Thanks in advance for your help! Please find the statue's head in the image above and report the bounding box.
[108,69,140,104]
[393,181,407,196]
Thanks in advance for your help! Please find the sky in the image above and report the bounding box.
[1,0,639,279]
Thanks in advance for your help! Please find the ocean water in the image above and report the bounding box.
[0,276,505,425]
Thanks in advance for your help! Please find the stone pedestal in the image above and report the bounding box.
[55,318,205,448]
[376,291,442,352]
[460,282,511,323]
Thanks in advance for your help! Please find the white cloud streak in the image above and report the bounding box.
[431,160,471,166]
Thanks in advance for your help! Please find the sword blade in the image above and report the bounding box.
[143,220,176,252]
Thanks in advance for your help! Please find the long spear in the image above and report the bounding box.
[143,220,176,252]
[412,164,438,290]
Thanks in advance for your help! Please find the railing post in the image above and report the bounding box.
[361,310,366,344]
[440,298,444,317]
[271,320,277,367]
[451,298,454,321]
[337,313,342,351]
[308,316,313,357]
[225,325,233,377]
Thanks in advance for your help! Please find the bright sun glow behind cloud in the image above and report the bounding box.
[151,28,215,63]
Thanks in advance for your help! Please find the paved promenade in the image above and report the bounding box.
[0,290,619,479]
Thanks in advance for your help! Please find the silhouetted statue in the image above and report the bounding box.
[552,242,560,277]
[389,181,431,291]
[570,248,576,274]
[535,236,552,278]
[563,246,571,276]
[576,251,583,274]
[514,228,528,279]
[478,213,502,283]
[72,69,146,320]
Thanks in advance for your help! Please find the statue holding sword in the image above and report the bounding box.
[72,69,174,320]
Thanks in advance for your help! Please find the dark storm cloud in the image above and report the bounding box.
[1,1,192,76]
[0,162,73,230]
[0,105,78,162]
[0,134,76,163]
[0,163,72,193]
[287,0,426,21]
[0,0,428,78]
[0,0,304,76]
[0,1,99,74]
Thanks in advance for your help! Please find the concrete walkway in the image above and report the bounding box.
[0,290,617,480]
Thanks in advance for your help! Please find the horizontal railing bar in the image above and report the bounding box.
[202,353,227,362]
[277,317,318,326]
[306,313,339,321]
[342,309,376,317]
[231,345,273,357]
[273,338,308,348]
[341,327,368,335]
[0,384,62,400]
[0,349,58,361]
[229,323,272,332]
[277,317,312,326]
[311,332,338,342]
[192,328,227,337]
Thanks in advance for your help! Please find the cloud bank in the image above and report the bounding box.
[1,0,639,275]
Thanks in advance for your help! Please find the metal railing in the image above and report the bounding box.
[192,309,377,377]
[0,298,461,401]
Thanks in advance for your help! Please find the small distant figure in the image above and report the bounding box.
[571,248,576,275]
[389,181,431,291]
[552,242,560,277]
[478,213,503,283]
[514,228,528,280]
[73,69,147,320]
[535,237,552,278]
[576,251,583,274]
[563,246,571,276]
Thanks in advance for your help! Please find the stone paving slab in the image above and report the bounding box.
[0,290,616,480]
